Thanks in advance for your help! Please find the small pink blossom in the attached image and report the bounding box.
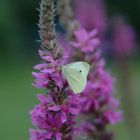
[71,29,100,52]
[30,95,63,140]
[30,126,62,140]
[30,93,81,140]
[32,59,65,89]
[48,94,81,123]
[103,110,123,125]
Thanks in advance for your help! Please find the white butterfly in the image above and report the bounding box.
[62,61,90,94]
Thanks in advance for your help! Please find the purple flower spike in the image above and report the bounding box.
[75,0,107,33]
[68,26,122,139]
[112,17,136,57]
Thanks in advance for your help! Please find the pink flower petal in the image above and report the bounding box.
[32,72,43,78]
[37,94,53,104]
[88,29,98,38]
[70,42,80,48]
[45,131,53,139]
[48,105,61,111]
[69,107,80,115]
[90,38,100,46]
[55,132,62,140]
[61,112,67,123]
[34,63,47,70]
[41,69,55,74]
[75,29,88,42]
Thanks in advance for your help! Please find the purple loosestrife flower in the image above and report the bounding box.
[50,0,122,139]
[31,54,82,139]
[30,94,81,140]
[30,0,82,140]
[32,55,65,89]
[48,94,81,123]
[31,46,82,139]
[75,0,107,33]
[112,17,136,57]
[71,29,100,52]
[71,28,122,139]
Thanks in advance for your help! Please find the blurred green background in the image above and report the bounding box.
[0,0,140,140]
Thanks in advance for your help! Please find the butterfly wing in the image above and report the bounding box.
[63,68,87,94]
[62,61,90,94]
